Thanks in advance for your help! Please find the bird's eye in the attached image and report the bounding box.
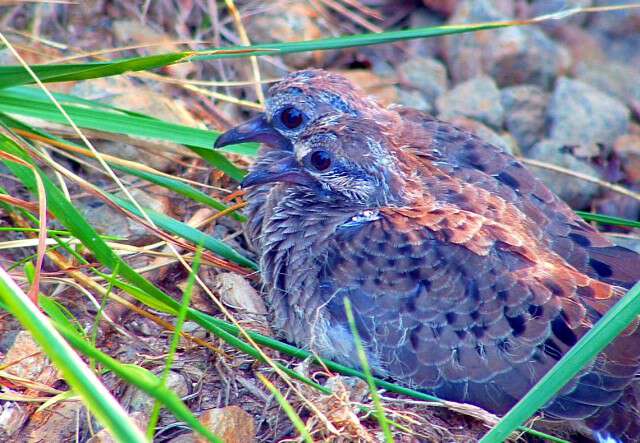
[310,150,332,171]
[278,106,305,130]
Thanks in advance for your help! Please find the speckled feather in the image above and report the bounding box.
[233,70,640,441]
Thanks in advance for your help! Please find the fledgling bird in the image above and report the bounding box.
[215,70,640,441]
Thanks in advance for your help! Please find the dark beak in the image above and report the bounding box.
[214,114,291,150]
[241,156,314,188]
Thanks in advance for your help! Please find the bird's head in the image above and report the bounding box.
[238,114,410,207]
[214,69,384,151]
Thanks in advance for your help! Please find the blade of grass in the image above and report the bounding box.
[108,194,256,269]
[2,6,628,86]
[479,281,640,443]
[575,211,640,229]
[0,48,264,89]
[344,297,393,442]
[113,164,247,222]
[0,53,190,88]
[147,246,202,438]
[257,373,313,443]
[0,267,148,443]
[51,318,222,443]
[0,92,248,178]
[0,113,245,221]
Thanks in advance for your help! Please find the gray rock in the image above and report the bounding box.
[587,1,640,67]
[548,77,630,145]
[406,9,445,59]
[79,187,171,244]
[527,139,600,208]
[243,3,324,69]
[443,0,570,88]
[588,0,640,37]
[397,88,432,113]
[436,76,504,129]
[126,371,190,415]
[575,61,640,109]
[397,57,448,105]
[501,85,549,152]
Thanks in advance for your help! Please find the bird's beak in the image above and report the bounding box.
[241,156,314,188]
[214,114,291,150]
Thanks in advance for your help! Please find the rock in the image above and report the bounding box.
[397,57,448,106]
[397,89,432,113]
[86,412,148,443]
[0,332,59,439]
[500,85,549,152]
[214,272,271,336]
[181,321,208,340]
[338,70,398,107]
[21,401,86,442]
[195,406,255,443]
[588,0,640,37]
[448,116,514,154]
[244,3,324,69]
[443,0,570,88]
[575,61,640,109]
[587,1,640,67]
[0,397,27,440]
[2,331,54,382]
[436,76,504,129]
[547,77,630,145]
[79,187,172,244]
[215,273,267,316]
[406,9,445,59]
[613,134,640,183]
[125,371,190,416]
[545,24,606,69]
[527,139,601,208]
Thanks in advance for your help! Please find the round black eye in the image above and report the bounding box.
[279,106,305,130]
[310,150,332,171]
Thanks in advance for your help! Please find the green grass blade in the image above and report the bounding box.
[0,53,190,89]
[113,164,247,222]
[575,210,640,229]
[344,297,393,442]
[52,319,222,443]
[257,373,313,443]
[0,268,148,443]
[0,20,538,88]
[0,112,247,221]
[480,282,640,443]
[192,21,519,61]
[0,91,248,179]
[108,194,256,269]
[147,246,202,439]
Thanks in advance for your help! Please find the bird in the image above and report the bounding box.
[214,69,640,441]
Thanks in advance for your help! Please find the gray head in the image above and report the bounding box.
[238,114,409,207]
[214,69,383,151]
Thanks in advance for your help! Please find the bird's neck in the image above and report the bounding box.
[259,187,367,288]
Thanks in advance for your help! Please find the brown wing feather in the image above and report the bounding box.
[317,209,640,439]
[395,109,640,289]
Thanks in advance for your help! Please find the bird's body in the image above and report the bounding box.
[215,70,640,441]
